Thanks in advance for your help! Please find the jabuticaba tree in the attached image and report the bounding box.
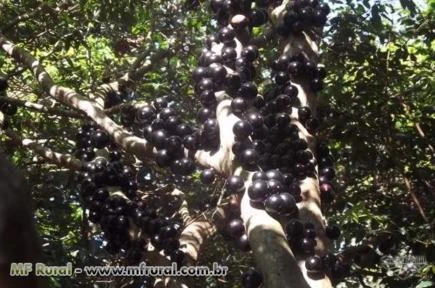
[0,0,433,288]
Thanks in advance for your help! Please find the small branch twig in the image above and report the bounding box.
[0,96,85,118]
[90,48,173,106]
[404,176,430,224]
[4,129,82,170]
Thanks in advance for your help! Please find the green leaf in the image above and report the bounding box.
[416,281,435,288]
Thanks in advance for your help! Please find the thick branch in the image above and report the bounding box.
[195,98,238,175]
[0,33,237,178]
[178,207,226,264]
[0,33,156,162]
[239,2,331,288]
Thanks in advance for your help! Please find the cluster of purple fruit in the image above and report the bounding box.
[78,159,185,264]
[74,123,111,161]
[74,121,185,265]
[210,0,280,27]
[284,219,349,281]
[276,0,331,36]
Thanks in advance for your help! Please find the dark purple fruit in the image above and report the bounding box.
[275,71,290,85]
[226,73,242,91]
[159,107,176,121]
[95,188,109,201]
[305,255,324,272]
[92,130,109,149]
[153,97,169,111]
[285,219,304,238]
[291,21,304,33]
[236,234,250,251]
[201,169,216,184]
[218,27,236,42]
[252,171,267,181]
[320,167,335,180]
[284,85,299,98]
[183,134,199,150]
[267,179,283,194]
[305,228,316,238]
[155,149,172,167]
[170,249,185,266]
[250,9,268,27]
[273,55,291,71]
[266,169,284,182]
[228,218,245,237]
[322,253,338,267]
[264,194,281,215]
[320,183,335,203]
[241,149,259,167]
[318,3,331,15]
[301,237,317,254]
[300,7,315,22]
[298,107,312,122]
[151,129,167,149]
[231,97,248,115]
[176,124,193,137]
[246,112,264,128]
[238,82,258,100]
[253,95,265,109]
[284,10,298,27]
[197,107,215,122]
[241,268,262,288]
[136,105,156,124]
[193,66,209,82]
[225,175,245,193]
[315,66,327,79]
[233,120,253,139]
[203,118,218,132]
[209,64,227,83]
[311,78,323,92]
[165,136,183,155]
[288,61,303,75]
[242,45,259,62]
[222,46,237,63]
[248,180,268,202]
[178,158,196,176]
[197,78,215,91]
[158,225,178,239]
[279,192,298,216]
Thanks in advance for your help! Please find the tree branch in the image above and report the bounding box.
[90,48,173,106]
[4,129,82,170]
[239,2,331,288]
[0,96,85,118]
[1,4,46,33]
[404,176,430,224]
[0,33,157,162]
[0,32,237,178]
